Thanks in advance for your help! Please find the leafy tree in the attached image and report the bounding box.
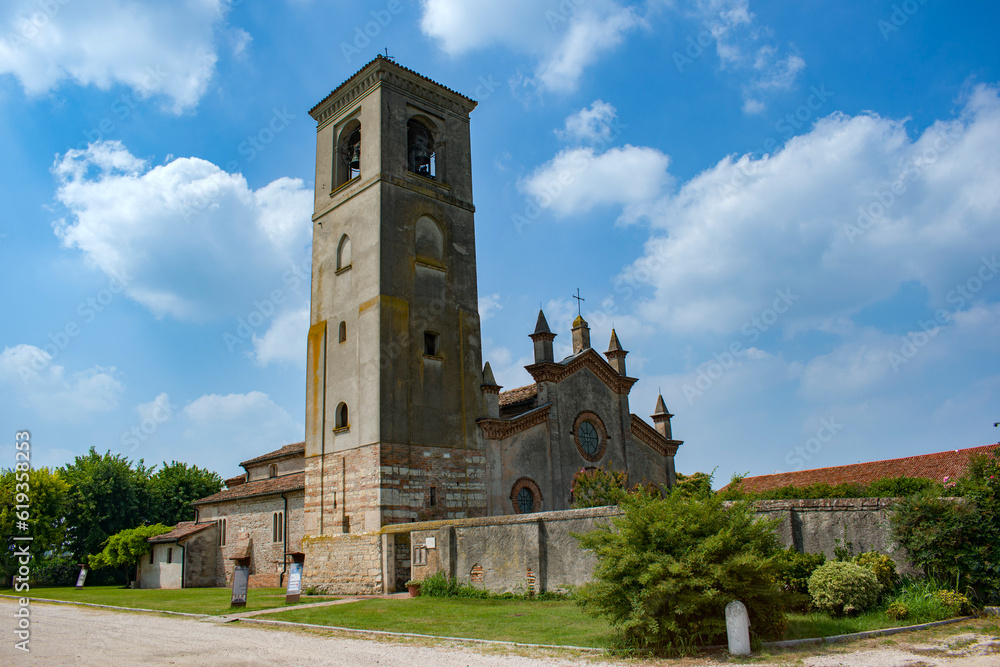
[60,448,152,560]
[671,471,713,499]
[570,467,628,508]
[575,483,786,654]
[88,524,172,583]
[891,447,1000,603]
[0,467,69,584]
[147,461,222,525]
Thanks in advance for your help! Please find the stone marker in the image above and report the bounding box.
[725,600,751,656]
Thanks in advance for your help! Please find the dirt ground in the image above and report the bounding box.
[1,598,998,666]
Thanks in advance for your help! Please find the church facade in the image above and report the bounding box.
[174,57,682,592]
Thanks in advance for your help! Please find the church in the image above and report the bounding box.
[167,56,682,593]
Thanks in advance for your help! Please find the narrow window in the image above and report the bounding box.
[429,486,437,507]
[218,518,227,546]
[337,234,352,271]
[424,331,439,357]
[149,550,154,565]
[339,321,347,343]
[167,548,173,564]
[268,463,277,479]
[336,402,349,429]
[272,512,284,543]
[336,122,361,187]
[407,118,436,179]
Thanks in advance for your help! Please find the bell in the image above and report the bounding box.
[347,145,360,172]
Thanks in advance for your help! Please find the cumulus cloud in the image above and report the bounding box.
[251,307,309,367]
[557,100,619,144]
[181,391,302,463]
[0,0,234,112]
[420,0,641,94]
[617,85,1000,336]
[518,144,672,221]
[0,344,123,418]
[52,140,312,323]
[478,293,503,321]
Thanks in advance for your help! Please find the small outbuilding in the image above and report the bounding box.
[137,521,219,589]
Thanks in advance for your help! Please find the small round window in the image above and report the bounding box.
[578,421,599,456]
[510,477,542,514]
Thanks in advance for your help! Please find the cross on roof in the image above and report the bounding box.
[572,288,585,317]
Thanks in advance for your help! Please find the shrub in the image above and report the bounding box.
[885,601,909,621]
[32,555,79,586]
[853,552,898,598]
[808,561,879,617]
[885,577,968,624]
[575,490,786,655]
[934,589,974,616]
[570,468,629,508]
[772,547,825,610]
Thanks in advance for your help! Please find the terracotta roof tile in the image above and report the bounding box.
[192,471,304,505]
[730,444,999,493]
[239,441,304,468]
[148,521,215,543]
[225,474,246,487]
[499,383,538,406]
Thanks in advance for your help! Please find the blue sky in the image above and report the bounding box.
[1,0,998,484]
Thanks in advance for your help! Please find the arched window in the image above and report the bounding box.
[272,511,284,543]
[339,321,347,343]
[407,118,436,179]
[336,402,349,429]
[336,120,361,188]
[415,215,443,265]
[268,464,277,479]
[218,518,227,546]
[573,412,608,462]
[337,234,351,271]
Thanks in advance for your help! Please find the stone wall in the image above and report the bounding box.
[182,524,219,588]
[302,531,383,594]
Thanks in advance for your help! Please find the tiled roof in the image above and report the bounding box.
[239,441,304,467]
[192,471,305,505]
[225,474,246,488]
[148,521,215,544]
[499,384,538,406]
[729,444,999,492]
[309,55,475,116]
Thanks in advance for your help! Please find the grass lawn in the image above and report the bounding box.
[260,597,612,648]
[783,609,962,640]
[0,585,335,616]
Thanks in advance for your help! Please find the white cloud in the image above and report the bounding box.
[557,100,618,144]
[618,85,1000,336]
[518,144,672,221]
[181,391,302,463]
[0,0,233,113]
[52,140,312,322]
[420,0,641,94]
[0,344,123,418]
[252,307,309,367]
[136,392,174,424]
[478,293,503,321]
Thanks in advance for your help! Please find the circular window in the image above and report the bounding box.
[578,421,599,456]
[573,412,608,462]
[510,477,542,514]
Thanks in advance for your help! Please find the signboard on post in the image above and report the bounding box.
[75,565,88,588]
[285,553,304,604]
[231,565,250,608]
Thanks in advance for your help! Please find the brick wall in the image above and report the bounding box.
[302,532,383,594]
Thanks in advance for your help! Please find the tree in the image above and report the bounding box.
[0,467,69,584]
[147,461,223,526]
[575,484,787,654]
[88,524,172,583]
[60,448,152,560]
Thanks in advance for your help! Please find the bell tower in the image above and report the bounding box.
[304,57,487,541]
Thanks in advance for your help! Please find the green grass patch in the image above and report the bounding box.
[260,597,612,647]
[0,585,335,615]
[783,606,957,640]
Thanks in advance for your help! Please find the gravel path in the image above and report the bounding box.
[1,598,997,666]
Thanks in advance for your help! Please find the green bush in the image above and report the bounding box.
[934,589,974,616]
[575,489,786,655]
[884,578,968,623]
[32,555,79,586]
[808,561,879,617]
[853,552,898,599]
[772,547,825,611]
[885,601,909,620]
[570,468,629,508]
